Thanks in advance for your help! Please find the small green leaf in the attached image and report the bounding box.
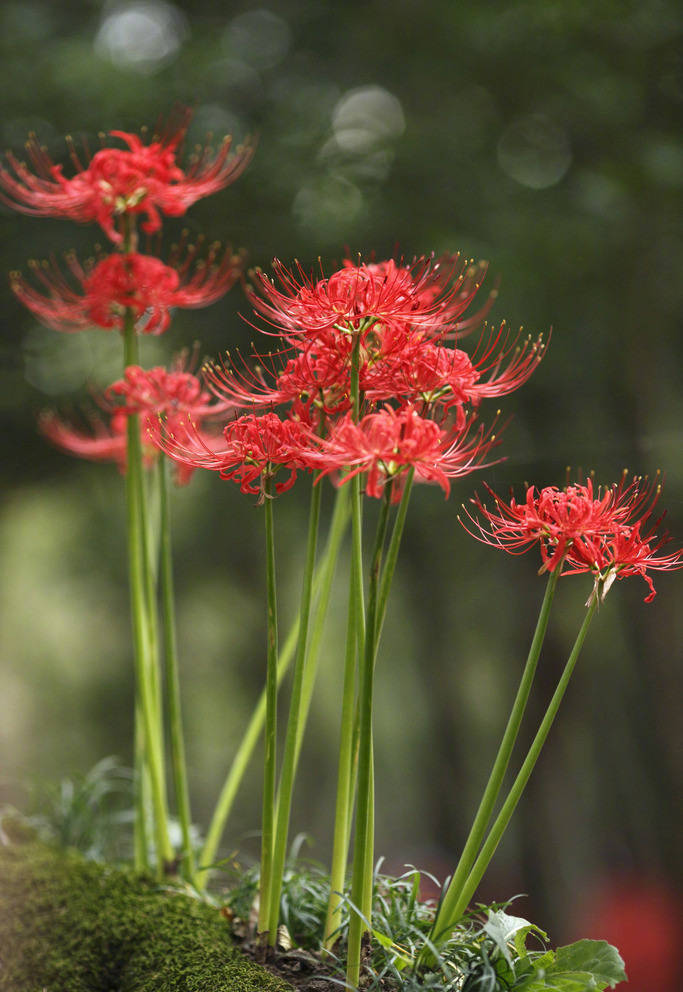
[371,927,412,970]
[483,909,548,965]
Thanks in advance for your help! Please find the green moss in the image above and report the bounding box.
[0,840,292,992]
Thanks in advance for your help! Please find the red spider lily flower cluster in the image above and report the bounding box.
[12,242,244,336]
[3,109,250,489]
[160,410,313,498]
[161,252,541,500]
[462,475,683,602]
[246,255,492,340]
[42,356,231,485]
[0,113,252,244]
[40,407,136,471]
[310,405,500,501]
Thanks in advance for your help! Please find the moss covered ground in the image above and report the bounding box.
[0,837,292,992]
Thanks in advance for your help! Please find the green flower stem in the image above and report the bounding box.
[143,470,163,727]
[294,483,350,766]
[429,566,561,947]
[376,469,414,639]
[434,597,599,945]
[121,245,149,871]
[133,701,149,871]
[258,474,278,934]
[159,454,195,885]
[357,470,414,929]
[266,478,323,942]
[350,332,366,655]
[196,486,349,890]
[125,409,173,872]
[124,314,173,873]
[346,486,392,989]
[361,740,375,926]
[323,548,362,948]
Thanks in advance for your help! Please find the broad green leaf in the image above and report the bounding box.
[554,940,626,987]
[514,970,600,991]
[514,939,626,991]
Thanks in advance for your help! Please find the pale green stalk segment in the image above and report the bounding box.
[267,479,322,942]
[143,469,163,730]
[350,332,366,656]
[122,222,166,830]
[361,741,375,925]
[351,474,366,660]
[324,557,361,948]
[125,406,173,870]
[435,598,599,944]
[294,484,351,766]
[325,333,369,950]
[133,701,148,871]
[346,488,392,989]
[124,311,149,868]
[159,454,195,885]
[258,475,278,933]
[123,317,171,872]
[430,566,561,945]
[196,486,349,890]
[376,468,414,639]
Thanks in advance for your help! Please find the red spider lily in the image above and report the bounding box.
[208,277,542,422]
[310,404,500,500]
[246,254,493,342]
[12,243,243,335]
[156,410,315,498]
[461,475,682,601]
[562,477,683,602]
[105,356,234,445]
[462,478,631,573]
[40,408,135,470]
[40,406,221,486]
[39,407,171,476]
[41,355,231,485]
[203,342,353,418]
[0,114,252,243]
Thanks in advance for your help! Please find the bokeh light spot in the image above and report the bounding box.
[332,85,405,154]
[497,113,572,189]
[292,175,363,232]
[95,1,188,74]
[222,9,290,70]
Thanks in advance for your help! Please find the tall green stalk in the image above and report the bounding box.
[324,472,412,947]
[133,701,148,871]
[376,470,414,639]
[346,486,392,989]
[294,484,350,767]
[123,316,172,872]
[430,598,599,949]
[159,454,195,884]
[428,567,561,948]
[266,478,322,942]
[258,474,278,933]
[324,330,369,949]
[196,485,349,890]
[323,549,362,947]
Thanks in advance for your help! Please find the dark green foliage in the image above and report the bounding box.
[0,840,291,992]
[23,756,134,862]
[220,860,626,991]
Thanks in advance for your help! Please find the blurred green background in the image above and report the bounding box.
[1,0,681,982]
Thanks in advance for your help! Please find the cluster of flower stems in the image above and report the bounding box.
[4,117,680,990]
